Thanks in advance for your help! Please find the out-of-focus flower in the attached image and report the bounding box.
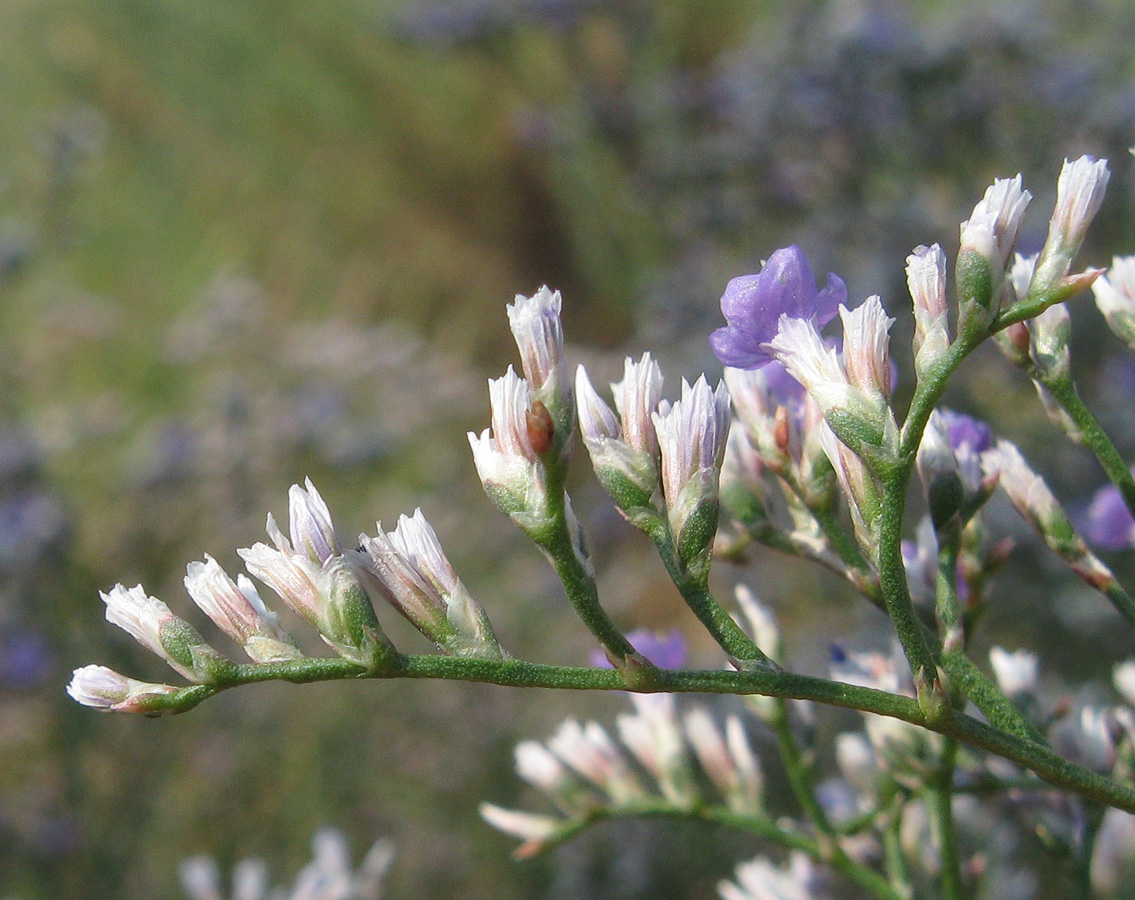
[478,804,562,858]
[988,646,1039,698]
[916,409,997,527]
[66,665,180,714]
[180,828,394,900]
[1085,481,1135,551]
[1091,808,1135,900]
[184,555,302,663]
[719,851,830,900]
[545,718,646,805]
[1114,660,1135,708]
[1093,255,1135,348]
[617,693,696,807]
[356,509,502,658]
[711,245,847,370]
[683,706,763,814]
[986,440,1121,593]
[590,628,687,670]
[652,376,731,572]
[733,585,782,664]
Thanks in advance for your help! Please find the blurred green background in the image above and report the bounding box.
[3,0,1135,897]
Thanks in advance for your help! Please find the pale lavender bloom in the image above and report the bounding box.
[989,646,1039,698]
[987,440,1120,592]
[1085,483,1135,551]
[683,707,763,813]
[906,243,951,375]
[289,478,339,564]
[507,285,565,396]
[710,245,847,370]
[546,719,645,804]
[1094,255,1135,347]
[515,740,574,799]
[507,285,572,431]
[575,356,664,517]
[960,174,1031,269]
[719,852,829,900]
[356,509,501,657]
[1030,156,1110,301]
[101,583,210,682]
[239,490,390,667]
[616,693,695,807]
[184,555,301,663]
[839,295,895,401]
[652,376,731,558]
[590,628,687,670]
[468,367,550,528]
[66,664,180,713]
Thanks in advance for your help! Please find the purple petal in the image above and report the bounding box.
[1085,484,1135,551]
[590,628,688,669]
[711,245,846,371]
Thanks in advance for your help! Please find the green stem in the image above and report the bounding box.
[928,738,963,900]
[651,526,772,668]
[133,653,1135,814]
[1042,373,1135,532]
[881,799,913,899]
[540,803,905,900]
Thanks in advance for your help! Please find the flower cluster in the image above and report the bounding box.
[179,828,394,900]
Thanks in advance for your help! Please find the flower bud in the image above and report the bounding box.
[101,583,232,682]
[184,555,301,663]
[1031,156,1109,300]
[356,509,502,658]
[507,285,574,448]
[67,664,181,714]
[906,243,951,377]
[1093,255,1135,349]
[652,376,731,575]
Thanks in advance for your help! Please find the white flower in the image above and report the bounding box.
[101,583,206,681]
[906,243,951,375]
[66,664,180,713]
[507,285,570,425]
[989,646,1039,697]
[960,174,1031,268]
[184,555,301,663]
[357,509,500,657]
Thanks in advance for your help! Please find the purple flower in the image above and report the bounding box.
[591,629,687,670]
[940,409,993,454]
[1085,483,1135,551]
[710,246,847,370]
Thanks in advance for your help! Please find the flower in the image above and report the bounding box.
[468,367,552,532]
[1093,255,1135,348]
[906,243,951,376]
[1084,481,1135,551]
[507,285,572,436]
[989,646,1039,698]
[589,628,687,670]
[183,555,301,663]
[356,509,502,658]
[652,376,731,571]
[101,583,224,682]
[66,665,180,714]
[710,246,847,370]
[238,481,392,668]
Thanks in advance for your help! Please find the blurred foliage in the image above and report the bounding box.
[2,0,1135,898]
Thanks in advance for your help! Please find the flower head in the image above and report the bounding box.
[184,555,301,663]
[711,246,847,370]
[507,285,573,440]
[356,509,501,658]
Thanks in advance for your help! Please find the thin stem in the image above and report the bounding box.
[881,799,913,899]
[538,803,905,900]
[651,526,772,668]
[928,738,964,900]
[131,652,1135,814]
